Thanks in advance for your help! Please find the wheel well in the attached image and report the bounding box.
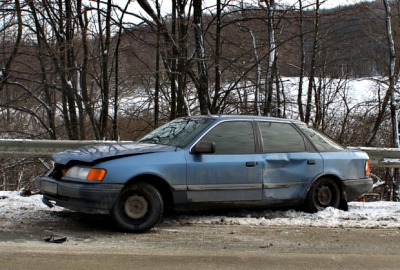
[125,175,174,214]
[311,174,348,210]
[310,175,344,194]
[319,175,343,192]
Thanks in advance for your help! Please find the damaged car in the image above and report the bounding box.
[35,115,373,232]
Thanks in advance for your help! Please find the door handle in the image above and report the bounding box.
[307,160,316,165]
[246,162,257,167]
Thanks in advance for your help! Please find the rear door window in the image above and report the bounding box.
[258,121,306,153]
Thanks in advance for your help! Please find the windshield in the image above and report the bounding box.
[138,117,213,147]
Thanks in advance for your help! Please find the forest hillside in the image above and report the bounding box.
[0,0,399,198]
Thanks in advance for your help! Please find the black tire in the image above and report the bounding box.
[112,182,163,233]
[305,178,341,212]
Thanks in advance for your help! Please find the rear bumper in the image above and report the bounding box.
[35,176,123,214]
[342,178,373,201]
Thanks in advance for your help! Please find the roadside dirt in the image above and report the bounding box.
[1,210,400,269]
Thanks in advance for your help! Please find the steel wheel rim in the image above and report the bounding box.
[124,195,148,219]
[316,185,332,206]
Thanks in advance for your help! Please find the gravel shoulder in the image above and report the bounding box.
[1,211,400,269]
[1,193,400,269]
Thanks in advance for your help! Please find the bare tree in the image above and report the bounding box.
[382,0,399,200]
[304,0,320,125]
[297,0,306,121]
[154,0,161,127]
[96,0,112,139]
[137,0,190,118]
[262,0,276,116]
[191,0,210,115]
[0,0,22,91]
[212,0,223,115]
[77,0,100,139]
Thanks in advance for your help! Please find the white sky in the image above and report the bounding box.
[101,0,376,25]
[281,0,375,9]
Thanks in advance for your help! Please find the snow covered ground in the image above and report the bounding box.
[1,191,400,230]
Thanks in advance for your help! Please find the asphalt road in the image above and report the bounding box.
[1,212,400,269]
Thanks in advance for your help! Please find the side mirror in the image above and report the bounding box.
[191,141,215,154]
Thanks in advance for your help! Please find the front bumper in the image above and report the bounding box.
[35,176,123,215]
[342,178,373,201]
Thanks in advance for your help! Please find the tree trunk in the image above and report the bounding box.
[77,0,100,139]
[193,0,210,115]
[154,0,161,128]
[298,0,306,121]
[250,30,262,116]
[98,0,112,139]
[305,0,320,125]
[0,0,22,92]
[64,0,80,139]
[211,0,222,115]
[169,1,177,119]
[31,1,56,139]
[176,1,189,117]
[264,0,275,116]
[383,0,399,201]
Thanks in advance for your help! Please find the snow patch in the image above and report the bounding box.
[1,191,399,229]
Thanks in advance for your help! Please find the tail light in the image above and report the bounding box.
[365,160,371,177]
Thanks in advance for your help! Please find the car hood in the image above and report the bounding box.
[52,143,177,165]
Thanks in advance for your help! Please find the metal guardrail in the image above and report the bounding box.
[0,140,399,168]
[348,147,400,168]
[0,139,119,158]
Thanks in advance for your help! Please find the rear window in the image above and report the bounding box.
[295,124,344,152]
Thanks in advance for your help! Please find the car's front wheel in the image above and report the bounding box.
[305,178,341,212]
[112,182,163,233]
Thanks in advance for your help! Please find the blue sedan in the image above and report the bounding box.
[35,115,372,232]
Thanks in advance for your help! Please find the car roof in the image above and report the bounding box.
[181,115,304,124]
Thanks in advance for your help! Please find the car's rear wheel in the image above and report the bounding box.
[112,182,163,233]
[305,178,340,212]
